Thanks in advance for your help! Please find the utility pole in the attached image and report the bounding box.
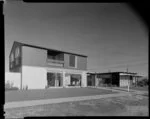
[127,66,130,92]
[108,69,112,90]
[95,72,97,87]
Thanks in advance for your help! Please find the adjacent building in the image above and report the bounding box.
[87,72,139,87]
[9,41,87,89]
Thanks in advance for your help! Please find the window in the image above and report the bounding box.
[16,58,19,65]
[69,55,76,67]
[70,74,81,86]
[15,47,20,58]
[10,62,13,68]
[14,47,20,65]
[10,53,14,62]
[47,72,63,87]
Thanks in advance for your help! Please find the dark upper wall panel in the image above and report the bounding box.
[22,46,47,67]
[77,55,87,70]
[64,53,87,70]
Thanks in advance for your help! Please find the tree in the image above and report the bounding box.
[137,77,148,87]
[5,80,18,91]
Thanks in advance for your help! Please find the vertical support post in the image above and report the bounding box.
[128,80,130,92]
[82,71,87,87]
[21,66,22,90]
[63,71,65,88]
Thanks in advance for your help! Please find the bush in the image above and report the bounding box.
[5,87,19,91]
[137,78,148,87]
[5,80,14,89]
[107,84,112,87]
[5,80,19,91]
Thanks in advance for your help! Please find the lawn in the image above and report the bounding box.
[5,87,117,102]
[5,94,148,117]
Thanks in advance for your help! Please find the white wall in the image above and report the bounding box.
[22,66,87,89]
[81,71,87,87]
[5,72,21,89]
[120,80,129,87]
[47,67,87,87]
[22,66,47,89]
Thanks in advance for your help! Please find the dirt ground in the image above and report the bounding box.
[5,94,148,118]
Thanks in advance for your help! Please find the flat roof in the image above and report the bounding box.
[87,72,137,75]
[13,41,88,57]
[97,72,137,75]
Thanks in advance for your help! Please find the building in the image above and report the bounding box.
[87,72,139,87]
[9,41,87,89]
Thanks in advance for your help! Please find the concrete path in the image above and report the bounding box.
[90,86,129,93]
[109,87,148,92]
[93,86,148,95]
[4,92,130,109]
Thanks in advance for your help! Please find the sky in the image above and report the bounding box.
[4,2,148,76]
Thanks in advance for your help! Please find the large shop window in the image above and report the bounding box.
[15,47,20,65]
[70,74,81,86]
[69,55,76,67]
[47,72,63,87]
[10,53,14,68]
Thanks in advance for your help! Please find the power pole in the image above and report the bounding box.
[95,72,97,87]
[108,69,112,90]
[127,66,130,92]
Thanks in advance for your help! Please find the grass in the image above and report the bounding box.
[5,94,148,117]
[5,87,117,102]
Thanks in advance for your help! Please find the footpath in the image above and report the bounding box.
[93,86,148,96]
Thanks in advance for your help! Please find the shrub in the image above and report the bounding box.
[5,87,19,91]
[5,80,14,89]
[5,80,19,91]
[107,84,112,87]
[137,78,148,87]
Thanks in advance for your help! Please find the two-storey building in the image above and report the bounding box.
[9,41,87,89]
